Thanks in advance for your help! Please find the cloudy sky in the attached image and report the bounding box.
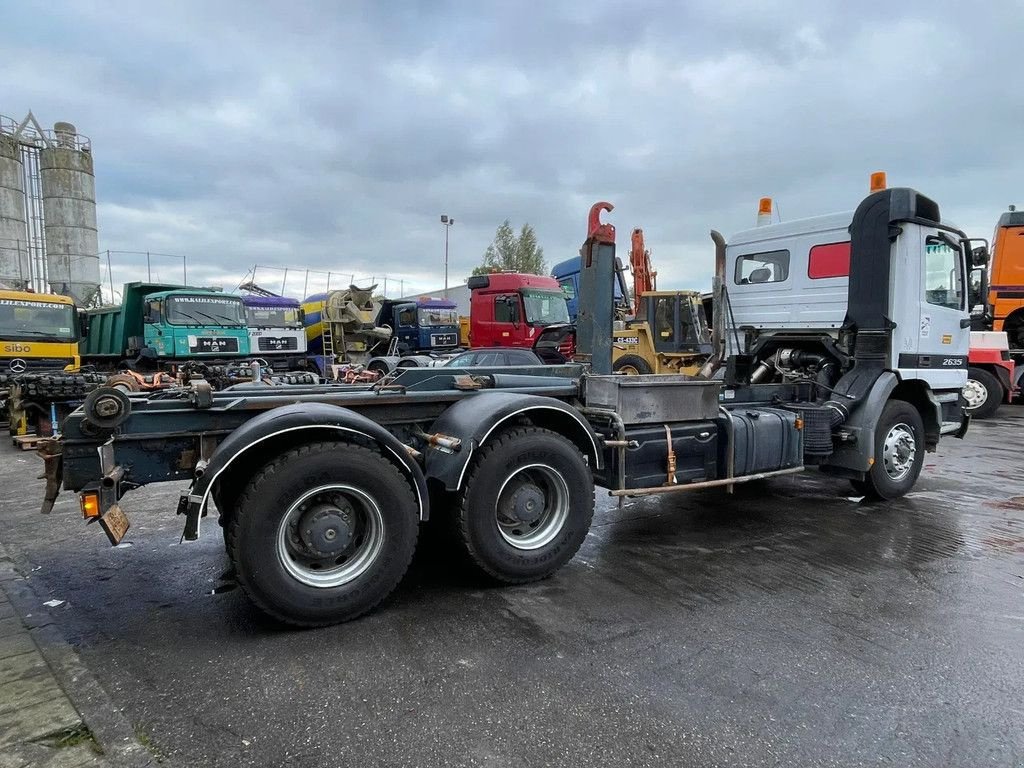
[3,0,1021,299]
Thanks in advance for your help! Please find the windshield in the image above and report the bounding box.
[0,299,76,341]
[521,289,570,325]
[418,307,458,327]
[165,296,245,326]
[245,306,301,327]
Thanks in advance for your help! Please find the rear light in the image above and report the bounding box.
[80,491,100,519]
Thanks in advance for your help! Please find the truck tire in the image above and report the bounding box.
[613,355,653,375]
[851,400,925,501]
[455,427,594,583]
[962,367,1002,420]
[228,441,419,627]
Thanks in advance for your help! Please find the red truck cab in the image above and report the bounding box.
[467,272,574,360]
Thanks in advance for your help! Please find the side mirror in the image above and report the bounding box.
[77,309,90,338]
[297,308,306,324]
[971,246,989,267]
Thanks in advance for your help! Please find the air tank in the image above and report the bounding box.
[0,119,30,289]
[40,122,100,303]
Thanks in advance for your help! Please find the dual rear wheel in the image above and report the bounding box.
[224,428,594,626]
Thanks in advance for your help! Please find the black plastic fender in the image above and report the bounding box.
[424,391,602,491]
[192,402,429,524]
[821,371,897,473]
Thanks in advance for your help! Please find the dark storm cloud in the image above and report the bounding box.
[2,0,1021,296]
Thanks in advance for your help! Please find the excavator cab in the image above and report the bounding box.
[641,292,709,355]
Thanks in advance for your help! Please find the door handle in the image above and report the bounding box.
[960,318,971,328]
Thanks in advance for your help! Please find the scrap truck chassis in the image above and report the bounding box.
[40,190,972,626]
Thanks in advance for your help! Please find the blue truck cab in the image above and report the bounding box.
[378,297,460,354]
[551,256,630,322]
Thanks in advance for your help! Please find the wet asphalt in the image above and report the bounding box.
[0,409,1021,767]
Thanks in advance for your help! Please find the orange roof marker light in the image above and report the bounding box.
[870,171,887,192]
[757,197,773,226]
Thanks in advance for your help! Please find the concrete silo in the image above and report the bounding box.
[40,122,101,304]
[0,117,30,289]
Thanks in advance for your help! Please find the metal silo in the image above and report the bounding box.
[40,122,100,304]
[0,116,30,289]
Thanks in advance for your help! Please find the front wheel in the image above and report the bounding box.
[228,442,419,626]
[856,400,925,500]
[455,427,594,583]
[963,367,1002,420]
[613,354,653,375]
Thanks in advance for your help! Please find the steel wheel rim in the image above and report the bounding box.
[962,379,987,410]
[882,422,916,481]
[276,484,384,588]
[495,463,569,550]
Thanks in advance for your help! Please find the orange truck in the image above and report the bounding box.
[988,207,1024,348]
[963,207,1024,416]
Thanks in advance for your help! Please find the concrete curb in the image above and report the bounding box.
[0,542,156,768]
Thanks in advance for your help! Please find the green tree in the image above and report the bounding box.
[471,220,546,277]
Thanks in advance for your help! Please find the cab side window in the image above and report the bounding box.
[735,250,790,284]
[924,242,963,310]
[494,296,520,323]
[398,308,416,326]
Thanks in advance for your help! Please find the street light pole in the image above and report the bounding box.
[440,214,455,299]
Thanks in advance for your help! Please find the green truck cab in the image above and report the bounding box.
[83,282,250,365]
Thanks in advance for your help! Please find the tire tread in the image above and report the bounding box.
[228,440,418,627]
[455,426,594,583]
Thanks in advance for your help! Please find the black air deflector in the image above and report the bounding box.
[844,187,940,335]
[827,188,941,415]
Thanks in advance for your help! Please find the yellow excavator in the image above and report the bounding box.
[611,229,711,375]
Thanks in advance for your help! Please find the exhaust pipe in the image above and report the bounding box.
[698,230,728,378]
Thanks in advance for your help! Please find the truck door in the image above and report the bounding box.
[894,227,969,390]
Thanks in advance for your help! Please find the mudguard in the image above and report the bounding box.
[424,391,602,491]
[191,402,429,523]
[822,371,898,473]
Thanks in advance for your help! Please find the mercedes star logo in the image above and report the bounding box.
[8,359,26,373]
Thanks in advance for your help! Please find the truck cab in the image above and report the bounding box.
[141,290,250,359]
[0,290,84,376]
[467,272,574,359]
[241,295,306,370]
[988,208,1024,349]
[85,283,251,364]
[377,297,460,354]
[723,190,972,445]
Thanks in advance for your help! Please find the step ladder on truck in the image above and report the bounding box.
[41,186,972,628]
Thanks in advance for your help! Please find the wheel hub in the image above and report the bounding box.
[962,379,987,409]
[501,483,546,525]
[298,503,354,557]
[882,424,916,481]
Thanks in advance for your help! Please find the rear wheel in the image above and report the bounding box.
[613,354,653,375]
[855,400,925,500]
[963,367,1002,419]
[455,427,594,583]
[228,441,419,626]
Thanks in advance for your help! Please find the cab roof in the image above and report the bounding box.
[146,289,242,301]
[0,289,76,305]
[728,211,852,247]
